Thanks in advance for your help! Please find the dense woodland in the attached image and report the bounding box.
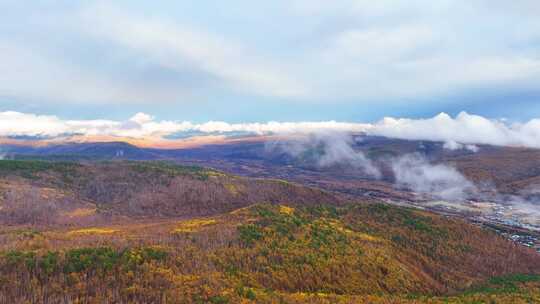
[0,160,539,303]
[0,160,341,225]
[0,202,539,303]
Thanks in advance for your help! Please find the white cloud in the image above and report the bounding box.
[266,132,381,178]
[1,111,540,150]
[0,111,369,139]
[79,3,308,99]
[0,43,191,104]
[443,140,479,152]
[292,0,540,100]
[291,0,453,16]
[391,153,476,201]
[1,1,539,106]
[129,113,154,125]
[367,112,540,148]
[0,111,69,137]
[194,121,370,134]
[329,26,435,62]
[443,140,462,151]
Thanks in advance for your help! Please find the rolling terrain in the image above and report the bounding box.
[5,137,540,230]
[1,202,539,303]
[6,137,540,198]
[0,160,340,226]
[0,159,538,302]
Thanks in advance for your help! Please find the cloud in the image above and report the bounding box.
[289,0,540,101]
[2,111,540,150]
[79,3,308,99]
[367,112,540,148]
[0,44,130,104]
[0,2,307,106]
[266,132,381,177]
[0,111,71,138]
[443,140,479,152]
[391,153,476,201]
[265,133,477,201]
[0,111,370,140]
[1,1,540,109]
[129,113,154,125]
[496,185,540,226]
[329,26,435,63]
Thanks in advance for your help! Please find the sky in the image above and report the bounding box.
[1,1,540,147]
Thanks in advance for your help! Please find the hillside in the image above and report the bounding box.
[0,159,539,303]
[0,203,539,303]
[2,142,161,160]
[0,160,341,226]
[6,138,540,198]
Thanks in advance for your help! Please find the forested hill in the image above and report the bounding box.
[0,204,539,303]
[0,160,342,225]
[0,159,539,303]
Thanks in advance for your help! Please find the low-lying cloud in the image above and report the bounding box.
[443,140,479,152]
[266,132,381,178]
[495,185,540,226]
[2,111,540,150]
[369,112,540,149]
[391,153,477,201]
[267,134,476,201]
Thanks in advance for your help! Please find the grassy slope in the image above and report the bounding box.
[0,203,538,303]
